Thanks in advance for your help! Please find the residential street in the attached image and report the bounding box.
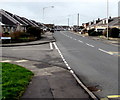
[1,31,119,99]
[1,38,91,99]
[53,31,119,98]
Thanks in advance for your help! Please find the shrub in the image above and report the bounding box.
[10,31,24,39]
[88,29,98,36]
[103,28,119,38]
[109,28,119,38]
[27,27,42,39]
[2,32,10,37]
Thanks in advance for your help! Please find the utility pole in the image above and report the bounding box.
[68,18,69,26]
[77,13,79,26]
[107,0,109,40]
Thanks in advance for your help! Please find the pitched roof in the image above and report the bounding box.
[0,9,41,27]
[109,17,120,27]
[0,9,21,25]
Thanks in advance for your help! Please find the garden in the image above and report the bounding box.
[2,26,44,44]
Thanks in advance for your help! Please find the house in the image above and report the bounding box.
[108,17,120,28]
[82,17,119,33]
[95,17,119,32]
[0,9,21,33]
[0,9,44,35]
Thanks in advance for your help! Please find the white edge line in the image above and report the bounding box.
[53,42,71,70]
[50,42,53,50]
[53,42,98,100]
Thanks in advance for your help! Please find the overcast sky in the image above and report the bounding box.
[0,0,119,26]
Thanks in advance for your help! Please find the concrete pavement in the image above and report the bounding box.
[1,57,90,99]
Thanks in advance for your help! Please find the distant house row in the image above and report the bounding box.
[82,16,120,32]
[0,9,46,34]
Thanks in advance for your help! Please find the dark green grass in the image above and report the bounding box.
[1,63,34,100]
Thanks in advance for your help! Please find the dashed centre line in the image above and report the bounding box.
[78,40,83,43]
[86,43,94,48]
[61,32,117,56]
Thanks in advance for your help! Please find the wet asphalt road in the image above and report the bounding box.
[53,31,119,98]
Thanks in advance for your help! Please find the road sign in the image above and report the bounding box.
[0,37,11,39]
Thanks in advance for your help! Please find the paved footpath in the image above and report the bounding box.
[1,57,90,99]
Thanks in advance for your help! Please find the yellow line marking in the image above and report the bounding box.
[108,52,120,56]
[107,95,120,98]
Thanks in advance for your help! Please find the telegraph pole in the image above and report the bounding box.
[68,18,69,26]
[107,0,109,40]
[77,13,79,26]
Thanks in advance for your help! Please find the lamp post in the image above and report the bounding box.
[107,0,109,40]
[43,6,54,23]
[68,18,69,26]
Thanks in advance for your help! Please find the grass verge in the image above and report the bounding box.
[1,62,34,100]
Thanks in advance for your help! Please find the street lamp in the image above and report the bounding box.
[43,6,54,23]
[107,0,109,40]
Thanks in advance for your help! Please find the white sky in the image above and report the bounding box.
[0,0,119,26]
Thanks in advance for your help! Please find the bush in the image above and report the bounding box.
[27,27,42,39]
[88,29,98,36]
[109,28,119,38]
[2,32,10,37]
[10,31,24,39]
[103,28,119,38]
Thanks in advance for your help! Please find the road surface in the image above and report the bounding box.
[53,31,119,99]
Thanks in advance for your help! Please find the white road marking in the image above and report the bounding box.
[98,48,113,55]
[53,42,98,100]
[73,38,77,40]
[53,42,71,70]
[86,43,94,48]
[74,38,77,40]
[1,60,12,62]
[15,60,28,62]
[78,40,83,43]
[12,49,40,50]
[50,42,53,50]
[70,37,72,39]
